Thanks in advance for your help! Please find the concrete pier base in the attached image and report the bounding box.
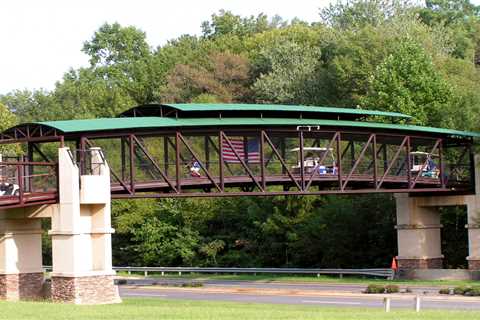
[51,274,120,304]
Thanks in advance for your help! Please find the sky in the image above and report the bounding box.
[1,0,480,95]
[0,0,330,94]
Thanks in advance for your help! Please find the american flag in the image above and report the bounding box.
[222,137,260,163]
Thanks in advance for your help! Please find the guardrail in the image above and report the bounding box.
[42,266,394,279]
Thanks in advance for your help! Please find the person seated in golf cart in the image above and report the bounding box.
[290,147,336,174]
[410,152,439,179]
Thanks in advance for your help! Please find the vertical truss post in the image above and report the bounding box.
[129,134,135,194]
[439,139,445,188]
[175,131,181,192]
[80,136,86,175]
[27,142,33,192]
[350,140,355,168]
[383,143,388,172]
[164,136,169,175]
[260,130,266,191]
[205,136,210,170]
[406,136,412,189]
[121,137,126,181]
[469,144,476,193]
[373,134,377,187]
[17,164,24,205]
[299,131,305,191]
[219,131,224,192]
[337,132,343,191]
[280,138,286,175]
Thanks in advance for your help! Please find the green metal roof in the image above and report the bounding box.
[123,103,413,119]
[35,117,480,138]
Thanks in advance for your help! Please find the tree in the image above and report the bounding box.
[82,23,161,104]
[201,10,284,39]
[252,41,321,104]
[162,52,252,103]
[0,103,18,155]
[361,40,452,126]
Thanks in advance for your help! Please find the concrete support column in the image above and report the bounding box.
[0,217,43,300]
[50,147,120,304]
[395,194,443,269]
[466,195,480,269]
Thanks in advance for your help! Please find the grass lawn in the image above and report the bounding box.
[1,298,480,320]
[117,272,480,287]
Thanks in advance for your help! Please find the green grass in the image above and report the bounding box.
[117,272,480,287]
[1,298,480,320]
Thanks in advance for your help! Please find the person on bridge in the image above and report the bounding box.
[188,158,201,177]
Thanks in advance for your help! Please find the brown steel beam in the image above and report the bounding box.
[263,132,302,191]
[410,139,441,189]
[132,135,178,193]
[177,133,221,192]
[342,134,374,189]
[305,132,339,191]
[222,132,263,192]
[376,136,408,190]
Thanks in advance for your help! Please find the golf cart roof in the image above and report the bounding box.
[410,151,438,156]
[290,147,334,152]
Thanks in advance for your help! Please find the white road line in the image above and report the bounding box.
[124,293,168,297]
[302,300,362,305]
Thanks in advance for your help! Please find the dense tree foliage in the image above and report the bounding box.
[1,0,479,268]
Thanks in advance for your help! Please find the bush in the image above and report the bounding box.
[385,285,399,293]
[439,288,450,295]
[453,286,470,295]
[465,286,480,296]
[364,284,385,294]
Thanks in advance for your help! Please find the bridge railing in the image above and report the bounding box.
[0,161,58,206]
[42,266,394,279]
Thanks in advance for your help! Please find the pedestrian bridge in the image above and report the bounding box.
[0,103,480,304]
[0,103,477,208]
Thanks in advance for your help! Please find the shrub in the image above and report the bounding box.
[364,284,385,294]
[385,285,399,293]
[438,288,450,295]
[468,287,480,296]
[453,286,470,295]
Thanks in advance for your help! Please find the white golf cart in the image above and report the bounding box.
[291,147,337,175]
[410,151,439,179]
[0,154,20,196]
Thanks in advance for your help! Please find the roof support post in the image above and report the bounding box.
[129,134,135,195]
[219,131,224,192]
[175,131,181,192]
[373,134,377,188]
[260,130,266,191]
[299,130,305,191]
[407,136,412,189]
[121,137,126,181]
[439,139,445,188]
[163,136,169,174]
[337,132,343,191]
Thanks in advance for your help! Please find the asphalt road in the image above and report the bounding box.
[118,284,480,310]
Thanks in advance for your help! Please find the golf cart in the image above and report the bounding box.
[0,154,20,196]
[410,151,439,178]
[291,147,337,174]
